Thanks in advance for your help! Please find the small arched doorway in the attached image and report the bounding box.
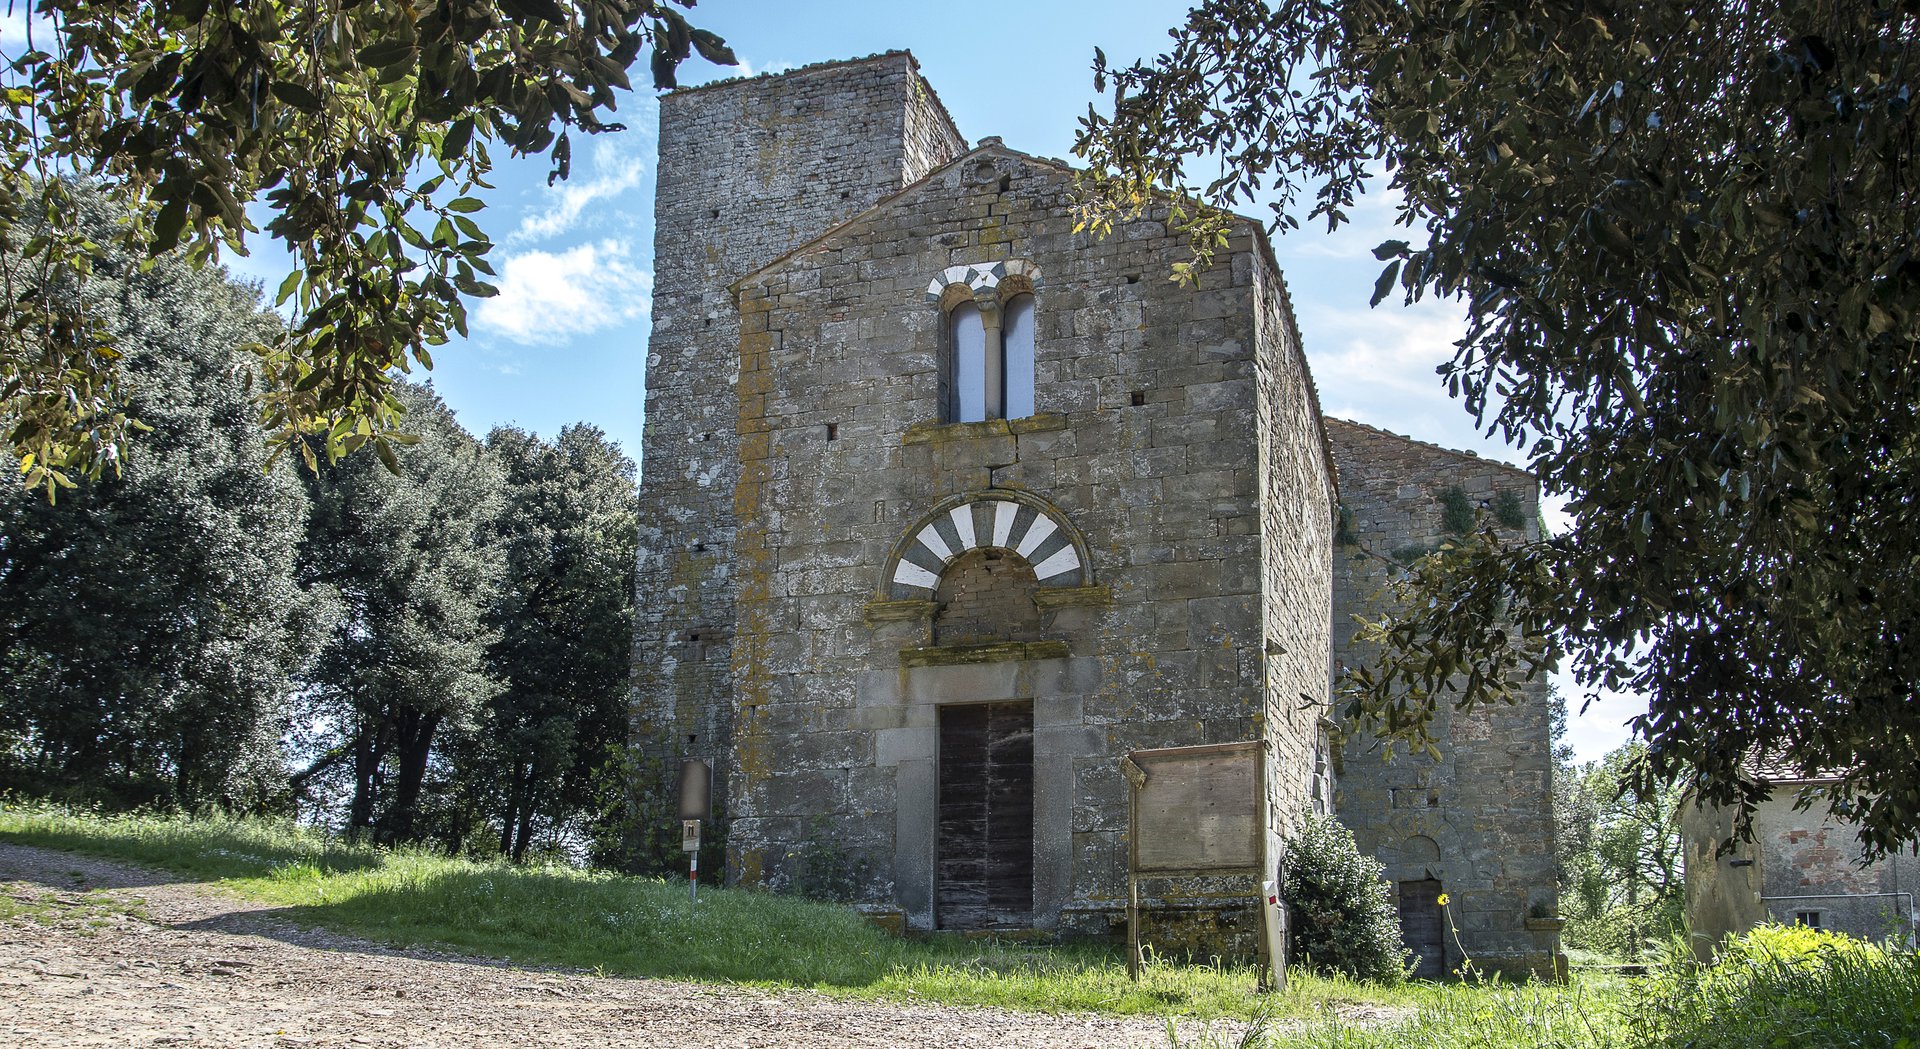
[1399,877,1447,979]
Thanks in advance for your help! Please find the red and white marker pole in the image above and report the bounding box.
[682,817,703,904]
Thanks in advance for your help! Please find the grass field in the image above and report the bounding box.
[5,804,1914,1049]
[0,804,1424,1021]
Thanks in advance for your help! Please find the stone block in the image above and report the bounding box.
[875,726,936,767]
[902,660,1025,705]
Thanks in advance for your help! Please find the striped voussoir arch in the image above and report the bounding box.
[922,259,1041,304]
[888,496,1084,599]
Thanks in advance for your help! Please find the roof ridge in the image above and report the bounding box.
[731,135,1283,290]
[667,50,917,98]
[1324,416,1536,480]
[731,140,1075,292]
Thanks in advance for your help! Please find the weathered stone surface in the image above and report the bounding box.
[631,52,968,824]
[1325,418,1563,976]
[1684,783,1920,955]
[629,52,1559,969]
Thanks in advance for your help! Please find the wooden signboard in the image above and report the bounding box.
[1122,741,1285,991]
[1125,742,1263,873]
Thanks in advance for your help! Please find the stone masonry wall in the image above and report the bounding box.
[1253,251,1335,861]
[630,53,964,853]
[933,551,1043,646]
[727,144,1333,937]
[1325,418,1562,976]
[1688,791,1920,948]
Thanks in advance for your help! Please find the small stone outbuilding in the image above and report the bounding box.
[629,51,1562,977]
[1685,772,1920,955]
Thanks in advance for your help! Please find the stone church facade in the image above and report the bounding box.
[631,52,1561,976]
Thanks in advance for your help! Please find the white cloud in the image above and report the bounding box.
[476,239,652,346]
[1303,297,1466,409]
[1291,183,1426,261]
[507,138,648,245]
[744,59,794,78]
[1,9,55,59]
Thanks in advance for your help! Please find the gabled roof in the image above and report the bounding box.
[726,122,1342,504]
[1743,753,1846,787]
[1323,417,1537,483]
[731,139,1079,293]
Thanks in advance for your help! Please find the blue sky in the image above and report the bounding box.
[207,2,1643,762]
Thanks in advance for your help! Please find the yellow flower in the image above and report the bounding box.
[1436,893,1450,907]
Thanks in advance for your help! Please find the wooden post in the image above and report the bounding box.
[1121,755,1147,981]
[1127,871,1142,980]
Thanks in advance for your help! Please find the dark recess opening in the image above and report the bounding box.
[937,702,1034,929]
[1399,879,1446,979]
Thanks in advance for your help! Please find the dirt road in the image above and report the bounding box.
[0,842,1255,1048]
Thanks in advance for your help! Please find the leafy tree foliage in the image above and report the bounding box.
[1,2,733,492]
[0,185,641,845]
[445,424,638,861]
[1076,1,1920,853]
[1557,742,1685,959]
[0,188,311,808]
[1281,814,1409,982]
[295,383,505,844]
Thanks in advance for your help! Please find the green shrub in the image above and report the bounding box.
[1631,925,1920,1049]
[1282,814,1409,983]
[1715,921,1887,965]
[1438,485,1476,535]
[1493,488,1528,531]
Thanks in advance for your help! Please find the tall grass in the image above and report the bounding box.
[1629,926,1920,1049]
[0,805,379,880]
[0,804,1413,1019]
[1153,976,1628,1049]
[1240,928,1917,1049]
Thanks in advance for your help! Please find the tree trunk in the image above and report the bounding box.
[511,778,537,863]
[498,791,521,859]
[377,709,442,845]
[348,722,378,841]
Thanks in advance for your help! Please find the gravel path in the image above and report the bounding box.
[0,843,1301,1048]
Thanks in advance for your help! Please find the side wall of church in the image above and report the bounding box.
[1326,418,1563,976]
[630,54,964,851]
[728,148,1330,937]
[1253,258,1336,854]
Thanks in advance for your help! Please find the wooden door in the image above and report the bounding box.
[1399,879,1446,979]
[937,702,1034,928]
